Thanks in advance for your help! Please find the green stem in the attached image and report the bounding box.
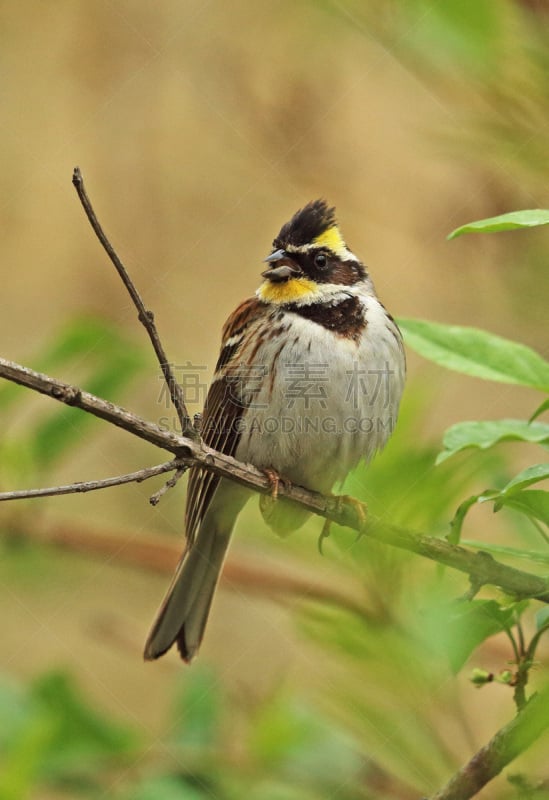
[428,685,549,800]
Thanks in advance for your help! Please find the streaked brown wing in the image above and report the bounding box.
[185,297,265,545]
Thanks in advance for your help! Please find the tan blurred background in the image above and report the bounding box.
[0,0,547,775]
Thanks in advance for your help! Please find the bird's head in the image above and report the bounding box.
[258,200,367,306]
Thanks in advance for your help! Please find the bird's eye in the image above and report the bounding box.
[314,252,328,269]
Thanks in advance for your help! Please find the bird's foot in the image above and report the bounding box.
[264,467,281,499]
[262,467,292,499]
[339,494,368,528]
[260,469,298,536]
[318,494,368,555]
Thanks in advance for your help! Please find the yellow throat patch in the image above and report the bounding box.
[258,276,318,305]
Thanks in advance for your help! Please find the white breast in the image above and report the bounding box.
[234,291,405,494]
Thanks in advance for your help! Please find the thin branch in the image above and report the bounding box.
[428,684,549,800]
[0,461,182,502]
[512,615,529,710]
[72,166,197,441]
[0,357,187,453]
[149,466,187,506]
[2,355,549,606]
[526,619,549,664]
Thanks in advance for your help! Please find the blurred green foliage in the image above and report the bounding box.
[0,317,147,485]
[0,671,136,799]
[0,667,369,800]
[331,0,549,187]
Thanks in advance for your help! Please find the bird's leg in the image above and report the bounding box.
[261,467,294,499]
[259,468,296,535]
[264,467,281,499]
[318,494,368,555]
[259,470,280,529]
[339,494,368,528]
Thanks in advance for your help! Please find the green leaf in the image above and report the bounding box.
[461,539,549,565]
[497,464,549,496]
[448,493,486,544]
[448,466,549,541]
[429,600,516,673]
[448,209,549,239]
[498,490,549,527]
[530,398,549,423]
[437,420,549,464]
[398,319,549,391]
[536,607,549,631]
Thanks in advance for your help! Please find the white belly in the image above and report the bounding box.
[234,296,405,493]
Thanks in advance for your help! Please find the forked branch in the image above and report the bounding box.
[0,460,183,502]
[1,356,549,607]
[72,167,197,441]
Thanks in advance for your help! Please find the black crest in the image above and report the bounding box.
[273,199,337,249]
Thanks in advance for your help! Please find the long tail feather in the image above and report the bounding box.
[144,482,248,662]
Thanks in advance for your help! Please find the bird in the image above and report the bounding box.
[144,199,406,662]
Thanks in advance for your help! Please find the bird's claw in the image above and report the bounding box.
[340,495,367,528]
[263,468,292,499]
[264,467,281,499]
[317,495,368,555]
[318,518,332,555]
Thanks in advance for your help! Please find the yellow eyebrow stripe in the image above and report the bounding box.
[313,225,346,254]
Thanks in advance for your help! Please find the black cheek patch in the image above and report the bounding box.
[311,258,367,285]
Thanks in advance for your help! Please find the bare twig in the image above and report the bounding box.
[0,357,187,453]
[149,466,187,506]
[428,685,549,800]
[72,166,197,441]
[0,461,182,502]
[2,355,549,605]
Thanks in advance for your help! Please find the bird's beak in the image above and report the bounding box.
[261,249,302,283]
